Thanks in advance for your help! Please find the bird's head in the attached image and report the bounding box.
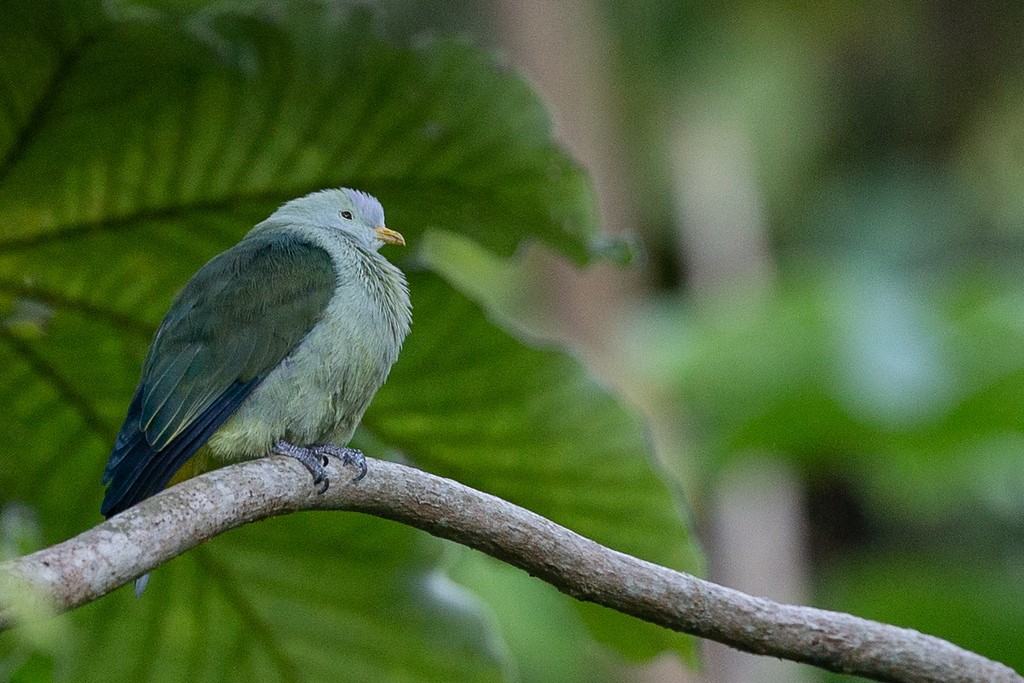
[269,188,405,251]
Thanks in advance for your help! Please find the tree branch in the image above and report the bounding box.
[0,456,1019,682]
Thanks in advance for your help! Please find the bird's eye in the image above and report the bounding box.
[340,210,353,220]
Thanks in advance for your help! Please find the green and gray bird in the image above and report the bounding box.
[101,188,411,524]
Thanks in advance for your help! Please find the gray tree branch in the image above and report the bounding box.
[0,455,1019,682]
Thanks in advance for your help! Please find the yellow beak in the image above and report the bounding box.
[374,226,406,246]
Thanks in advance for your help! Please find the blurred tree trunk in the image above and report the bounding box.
[490,2,692,681]
[489,0,643,378]
[669,99,811,683]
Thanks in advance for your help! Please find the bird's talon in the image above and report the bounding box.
[318,478,330,494]
[312,445,368,484]
[351,457,368,483]
[276,440,331,494]
[340,447,367,483]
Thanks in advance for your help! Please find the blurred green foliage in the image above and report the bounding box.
[0,1,700,681]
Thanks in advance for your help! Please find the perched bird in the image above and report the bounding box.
[101,188,410,534]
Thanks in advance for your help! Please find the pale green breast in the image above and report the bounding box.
[207,226,411,459]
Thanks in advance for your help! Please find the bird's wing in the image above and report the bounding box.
[101,232,336,517]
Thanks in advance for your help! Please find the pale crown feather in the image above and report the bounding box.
[265,188,387,250]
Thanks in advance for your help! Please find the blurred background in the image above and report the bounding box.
[394,0,1024,680]
[5,0,1024,680]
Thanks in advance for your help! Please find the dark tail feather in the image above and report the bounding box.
[103,385,145,484]
[101,380,257,518]
[134,572,152,597]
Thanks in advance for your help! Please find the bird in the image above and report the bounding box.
[100,188,411,590]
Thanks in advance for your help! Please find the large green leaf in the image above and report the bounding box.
[0,1,596,262]
[66,517,502,683]
[0,0,700,680]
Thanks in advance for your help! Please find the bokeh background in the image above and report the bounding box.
[402,1,1024,680]
[476,1,1024,681]
[4,1,1024,681]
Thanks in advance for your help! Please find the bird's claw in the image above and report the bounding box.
[275,441,368,493]
[275,440,331,494]
[314,445,367,483]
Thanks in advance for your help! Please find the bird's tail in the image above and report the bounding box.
[134,572,152,597]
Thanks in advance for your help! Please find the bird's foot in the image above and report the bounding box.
[275,440,330,494]
[274,441,368,494]
[313,445,368,483]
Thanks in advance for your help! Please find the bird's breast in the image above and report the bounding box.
[206,239,410,460]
